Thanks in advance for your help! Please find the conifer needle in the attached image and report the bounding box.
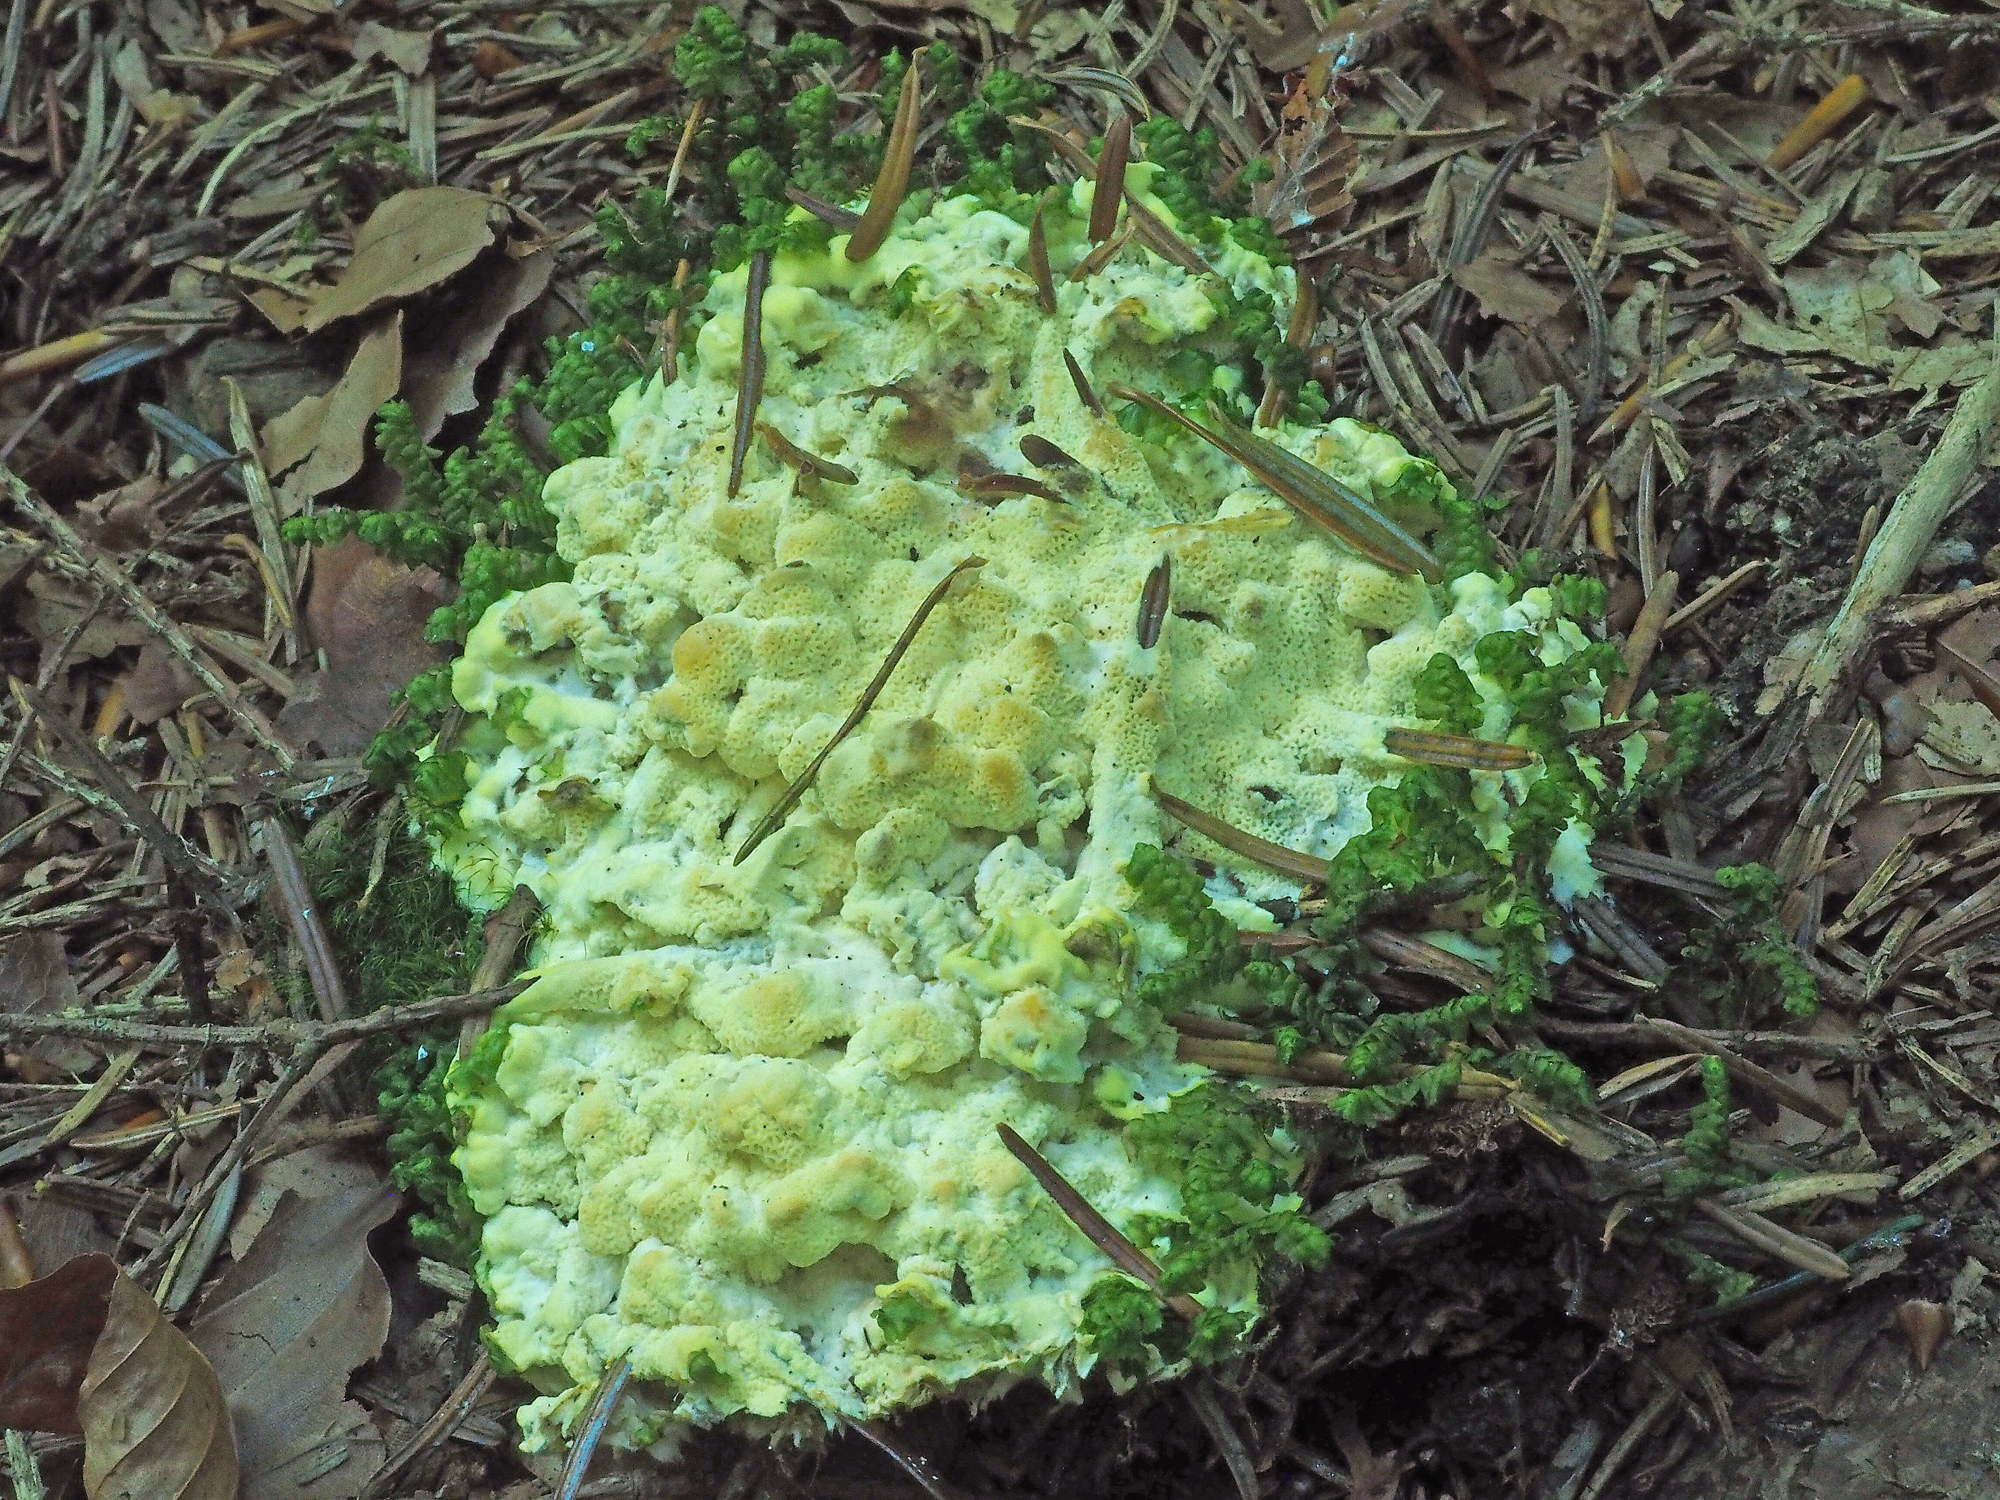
[726,248,771,498]
[996,1123,1202,1320]
[735,555,985,864]
[847,60,922,262]
[1153,789,1326,884]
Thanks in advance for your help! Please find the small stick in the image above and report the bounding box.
[9,676,229,903]
[1602,569,1678,722]
[5,469,299,768]
[1796,351,2000,719]
[847,59,921,261]
[726,248,771,498]
[255,813,350,1022]
[735,556,985,864]
[363,1354,495,1500]
[997,1123,1202,1320]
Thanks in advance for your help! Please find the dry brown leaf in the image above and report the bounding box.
[192,1185,397,1500]
[279,538,451,754]
[262,314,404,508]
[0,1254,237,1500]
[1528,0,1649,58]
[349,20,435,75]
[0,931,95,1075]
[227,1144,390,1260]
[114,642,201,726]
[82,1263,239,1500]
[1452,249,1569,325]
[73,473,167,553]
[302,188,504,333]
[402,246,554,439]
[0,1253,117,1431]
[16,573,150,661]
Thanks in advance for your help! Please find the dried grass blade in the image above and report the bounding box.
[1089,110,1134,243]
[1108,384,1443,581]
[1154,789,1325,883]
[997,1123,1201,1320]
[847,61,921,261]
[1137,554,1171,647]
[1384,727,1536,770]
[1027,199,1058,312]
[727,249,771,498]
[1693,1199,1850,1281]
[736,556,985,864]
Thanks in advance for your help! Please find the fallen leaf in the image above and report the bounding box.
[192,1185,397,1500]
[73,473,167,553]
[0,1253,116,1430]
[0,1254,237,1500]
[302,188,504,333]
[83,1263,239,1500]
[247,287,312,335]
[262,315,404,510]
[349,20,435,75]
[1452,249,1569,325]
[0,931,95,1075]
[279,539,451,754]
[227,1144,390,1261]
[1528,0,1649,57]
[114,642,200,725]
[401,246,554,439]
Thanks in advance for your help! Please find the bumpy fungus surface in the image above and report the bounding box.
[443,186,1631,1449]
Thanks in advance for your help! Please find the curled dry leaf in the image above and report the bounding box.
[302,187,506,333]
[191,1184,397,1500]
[401,247,554,439]
[261,313,405,509]
[0,1252,238,1500]
[279,538,450,754]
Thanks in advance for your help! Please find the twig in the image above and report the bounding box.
[363,1353,495,1500]
[1185,1380,1260,1500]
[9,677,231,904]
[255,814,350,1021]
[4,469,299,769]
[734,556,985,864]
[1795,347,2000,720]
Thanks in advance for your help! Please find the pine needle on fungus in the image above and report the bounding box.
[1153,788,1325,884]
[735,556,986,864]
[1107,385,1443,581]
[726,248,771,498]
[996,1123,1202,1321]
[1383,727,1537,771]
[847,59,921,262]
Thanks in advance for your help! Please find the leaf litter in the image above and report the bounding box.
[4,0,2000,1495]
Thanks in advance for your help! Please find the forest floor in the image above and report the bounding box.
[5,0,2000,1497]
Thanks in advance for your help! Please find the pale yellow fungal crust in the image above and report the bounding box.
[445,191,1629,1452]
